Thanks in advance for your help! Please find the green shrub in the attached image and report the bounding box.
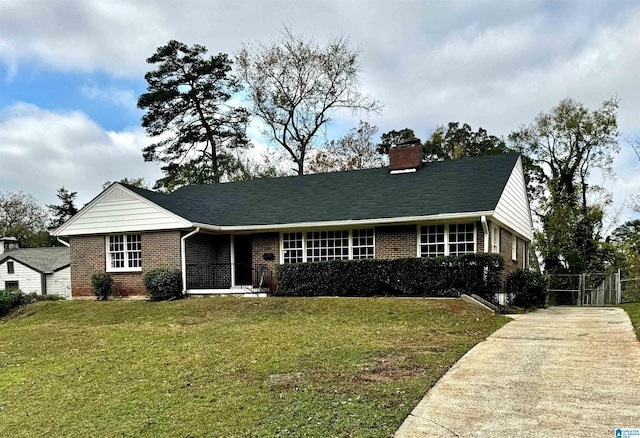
[91,272,113,300]
[143,268,183,301]
[276,254,504,297]
[37,294,66,301]
[0,290,39,317]
[506,269,548,308]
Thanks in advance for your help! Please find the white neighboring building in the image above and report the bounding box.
[0,238,71,299]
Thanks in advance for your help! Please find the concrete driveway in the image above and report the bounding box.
[395,306,640,437]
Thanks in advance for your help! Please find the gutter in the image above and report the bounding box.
[181,227,200,294]
[481,215,489,253]
[57,237,70,247]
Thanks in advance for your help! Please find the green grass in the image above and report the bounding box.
[0,297,508,437]
[622,302,640,340]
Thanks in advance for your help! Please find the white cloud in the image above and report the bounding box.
[0,103,163,207]
[0,0,639,220]
[80,82,138,109]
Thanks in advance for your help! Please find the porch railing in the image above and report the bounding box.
[186,263,273,292]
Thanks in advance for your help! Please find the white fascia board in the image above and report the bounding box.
[191,210,496,233]
[53,183,192,236]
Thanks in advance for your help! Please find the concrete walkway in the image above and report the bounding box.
[395,307,640,437]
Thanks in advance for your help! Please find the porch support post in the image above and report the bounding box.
[230,235,235,287]
[181,227,200,294]
[481,216,489,253]
[616,269,622,304]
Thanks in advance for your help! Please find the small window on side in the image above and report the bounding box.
[512,237,518,261]
[5,281,19,290]
[7,261,14,274]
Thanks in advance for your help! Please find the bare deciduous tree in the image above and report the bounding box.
[236,27,382,175]
[308,120,383,173]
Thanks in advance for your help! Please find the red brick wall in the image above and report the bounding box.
[70,235,105,297]
[389,144,423,170]
[70,231,181,298]
[476,221,485,253]
[375,225,417,259]
[498,228,522,279]
[251,233,279,290]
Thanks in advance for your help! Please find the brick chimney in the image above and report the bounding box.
[389,138,423,173]
[0,237,19,255]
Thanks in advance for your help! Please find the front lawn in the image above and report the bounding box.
[0,297,508,437]
[622,302,640,340]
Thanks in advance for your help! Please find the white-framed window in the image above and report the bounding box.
[352,228,375,259]
[307,230,349,262]
[106,234,142,272]
[420,225,445,257]
[280,229,375,263]
[7,261,14,274]
[512,236,518,261]
[419,223,476,257]
[491,223,500,254]
[282,232,304,263]
[449,223,476,256]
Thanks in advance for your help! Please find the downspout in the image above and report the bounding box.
[57,237,70,247]
[481,216,489,253]
[181,227,200,294]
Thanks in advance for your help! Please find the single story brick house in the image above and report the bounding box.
[53,144,533,298]
[0,237,71,299]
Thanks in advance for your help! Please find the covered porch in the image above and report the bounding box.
[183,232,276,295]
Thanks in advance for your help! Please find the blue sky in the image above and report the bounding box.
[1,0,639,229]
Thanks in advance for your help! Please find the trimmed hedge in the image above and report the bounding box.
[275,254,504,297]
[143,268,183,301]
[505,269,548,308]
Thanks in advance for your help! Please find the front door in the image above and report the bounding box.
[234,235,253,286]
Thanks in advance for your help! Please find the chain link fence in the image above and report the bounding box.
[621,277,640,303]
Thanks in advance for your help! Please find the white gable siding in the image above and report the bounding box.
[46,267,71,299]
[57,185,191,236]
[493,156,533,241]
[0,259,42,294]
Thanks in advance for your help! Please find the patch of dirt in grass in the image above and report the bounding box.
[356,354,426,383]
[264,372,305,388]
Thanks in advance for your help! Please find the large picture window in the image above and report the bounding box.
[281,229,375,263]
[307,230,349,262]
[107,234,142,272]
[419,223,476,257]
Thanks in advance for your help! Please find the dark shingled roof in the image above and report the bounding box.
[124,153,520,227]
[1,247,70,273]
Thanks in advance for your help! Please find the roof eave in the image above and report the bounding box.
[192,210,496,232]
